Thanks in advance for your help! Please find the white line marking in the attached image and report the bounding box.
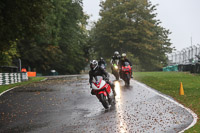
[40,78,47,81]
[0,87,17,96]
[134,80,198,133]
[0,78,47,97]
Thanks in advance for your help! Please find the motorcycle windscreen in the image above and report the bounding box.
[124,62,130,66]
[91,76,106,90]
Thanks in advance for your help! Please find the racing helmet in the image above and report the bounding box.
[114,51,119,56]
[90,60,98,70]
[100,57,104,61]
[121,53,126,60]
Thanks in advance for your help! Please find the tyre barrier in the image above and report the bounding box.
[163,63,200,73]
[163,64,178,72]
[0,72,28,85]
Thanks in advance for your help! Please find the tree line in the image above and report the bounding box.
[89,0,173,71]
[0,0,173,74]
[0,0,90,74]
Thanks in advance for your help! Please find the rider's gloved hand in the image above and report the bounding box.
[104,77,109,81]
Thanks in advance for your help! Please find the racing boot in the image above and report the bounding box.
[91,89,95,95]
[131,70,133,78]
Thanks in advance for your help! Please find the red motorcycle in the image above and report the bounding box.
[121,62,132,86]
[91,76,113,109]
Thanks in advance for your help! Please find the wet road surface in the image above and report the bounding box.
[0,74,194,132]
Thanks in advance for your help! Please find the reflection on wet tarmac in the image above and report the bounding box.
[114,81,121,99]
[114,81,128,132]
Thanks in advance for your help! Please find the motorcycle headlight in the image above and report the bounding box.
[114,65,118,69]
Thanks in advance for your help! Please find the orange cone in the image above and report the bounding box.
[179,82,184,95]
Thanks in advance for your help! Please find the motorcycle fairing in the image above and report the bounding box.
[98,90,107,96]
[91,77,106,90]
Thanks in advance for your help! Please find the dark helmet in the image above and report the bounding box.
[100,57,104,61]
[90,60,98,70]
[121,53,126,60]
[114,51,119,56]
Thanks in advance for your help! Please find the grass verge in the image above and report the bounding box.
[134,72,199,133]
[0,77,46,94]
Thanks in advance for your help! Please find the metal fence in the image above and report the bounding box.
[0,72,28,85]
[167,44,200,65]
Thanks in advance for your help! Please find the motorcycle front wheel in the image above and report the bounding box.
[99,93,109,109]
[125,73,130,86]
[114,71,119,80]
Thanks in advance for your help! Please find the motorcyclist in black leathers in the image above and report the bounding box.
[98,57,107,69]
[119,53,133,78]
[89,60,116,96]
[110,51,121,73]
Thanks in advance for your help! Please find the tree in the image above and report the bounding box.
[0,0,50,65]
[90,0,173,71]
[0,0,90,74]
[17,0,90,74]
[0,42,18,66]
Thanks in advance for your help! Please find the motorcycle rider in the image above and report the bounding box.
[119,53,133,78]
[98,57,107,69]
[89,60,116,96]
[110,51,121,73]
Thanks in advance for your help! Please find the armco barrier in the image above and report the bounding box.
[0,72,28,85]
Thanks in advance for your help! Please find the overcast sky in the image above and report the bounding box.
[82,0,200,51]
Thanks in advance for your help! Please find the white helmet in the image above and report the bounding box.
[114,51,119,56]
[122,53,126,58]
[90,60,98,70]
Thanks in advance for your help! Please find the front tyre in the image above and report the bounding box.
[114,71,119,80]
[125,74,130,86]
[99,93,109,109]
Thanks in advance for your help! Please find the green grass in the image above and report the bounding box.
[0,77,46,94]
[134,72,200,132]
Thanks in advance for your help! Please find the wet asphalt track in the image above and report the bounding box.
[0,74,194,133]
